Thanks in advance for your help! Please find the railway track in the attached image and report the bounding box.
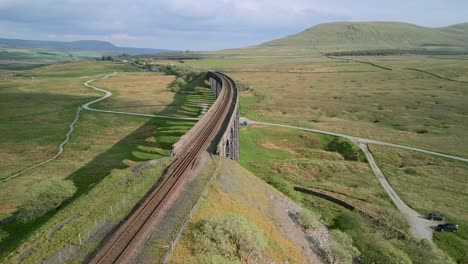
[90,72,235,263]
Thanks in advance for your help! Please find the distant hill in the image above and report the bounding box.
[0,38,172,56]
[216,22,468,56]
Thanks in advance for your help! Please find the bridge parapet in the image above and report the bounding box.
[172,72,240,162]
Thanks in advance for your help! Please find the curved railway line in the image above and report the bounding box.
[90,72,236,263]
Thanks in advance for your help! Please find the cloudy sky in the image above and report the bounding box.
[0,0,467,50]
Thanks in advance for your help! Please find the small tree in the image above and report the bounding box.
[16,178,77,223]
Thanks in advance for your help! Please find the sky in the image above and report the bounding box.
[0,0,467,51]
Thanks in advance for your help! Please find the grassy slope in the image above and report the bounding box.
[170,158,309,263]
[371,145,468,263]
[240,125,404,227]
[238,125,454,263]
[0,62,215,260]
[214,22,468,56]
[0,61,138,180]
[0,48,102,65]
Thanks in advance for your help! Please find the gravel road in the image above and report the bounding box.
[358,143,434,240]
[242,118,461,240]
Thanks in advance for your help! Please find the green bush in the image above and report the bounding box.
[160,65,204,92]
[328,229,360,264]
[360,236,412,264]
[266,175,301,201]
[326,138,364,161]
[198,253,241,264]
[16,178,77,223]
[333,211,364,231]
[191,213,267,261]
[297,209,320,230]
[0,229,9,243]
[395,238,455,264]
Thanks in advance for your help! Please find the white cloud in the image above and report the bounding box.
[111,33,138,40]
[0,0,467,50]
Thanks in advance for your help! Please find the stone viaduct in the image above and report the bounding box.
[171,71,240,162]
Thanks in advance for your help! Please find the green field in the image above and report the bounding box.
[173,55,468,158]
[0,48,102,66]
[371,145,468,263]
[0,61,215,261]
[238,125,453,263]
[161,50,468,263]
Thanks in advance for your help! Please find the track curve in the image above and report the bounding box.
[90,72,237,263]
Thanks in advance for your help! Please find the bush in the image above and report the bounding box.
[0,229,9,243]
[16,178,77,223]
[333,211,363,231]
[198,253,241,264]
[191,213,267,261]
[395,238,455,264]
[328,229,360,264]
[361,237,412,264]
[266,175,301,201]
[326,137,364,161]
[297,209,320,230]
[160,65,204,92]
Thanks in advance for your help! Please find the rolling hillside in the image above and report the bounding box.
[216,22,468,56]
[0,38,171,58]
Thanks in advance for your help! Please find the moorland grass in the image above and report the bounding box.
[0,62,215,260]
[370,145,468,263]
[239,126,454,263]
[222,57,468,157]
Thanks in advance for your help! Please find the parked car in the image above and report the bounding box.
[428,213,446,221]
[436,223,459,232]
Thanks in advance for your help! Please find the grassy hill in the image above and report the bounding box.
[0,38,171,56]
[216,21,468,56]
[0,38,173,67]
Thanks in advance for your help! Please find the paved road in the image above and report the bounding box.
[242,118,464,240]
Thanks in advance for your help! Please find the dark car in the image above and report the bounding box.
[428,213,446,221]
[436,223,459,232]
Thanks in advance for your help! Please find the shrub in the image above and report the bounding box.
[198,253,241,264]
[328,229,360,264]
[395,238,455,264]
[297,209,320,230]
[160,65,204,92]
[326,138,363,161]
[333,211,363,231]
[266,175,301,201]
[361,237,412,264]
[191,213,267,261]
[0,229,9,243]
[16,178,77,223]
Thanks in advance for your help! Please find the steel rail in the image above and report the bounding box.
[90,73,235,263]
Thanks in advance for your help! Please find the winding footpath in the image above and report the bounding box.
[83,73,199,121]
[244,118,467,240]
[0,107,83,183]
[2,72,200,183]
